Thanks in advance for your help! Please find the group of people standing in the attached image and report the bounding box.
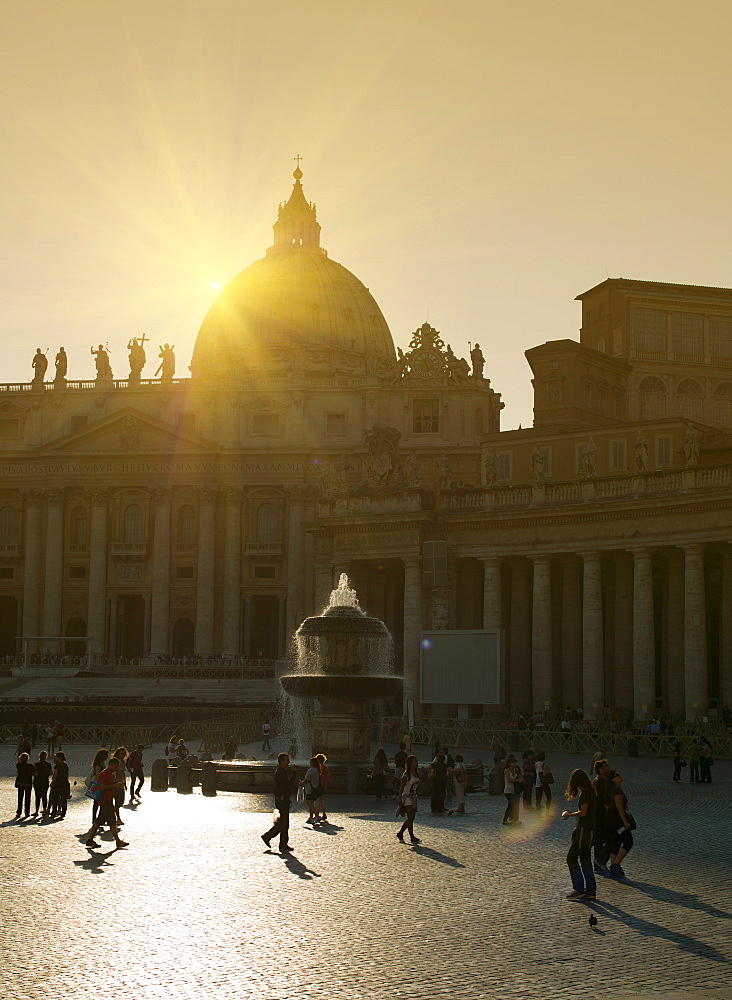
[502,747,554,824]
[14,750,69,819]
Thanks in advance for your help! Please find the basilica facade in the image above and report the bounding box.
[1,168,730,722]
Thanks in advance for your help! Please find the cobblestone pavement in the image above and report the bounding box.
[1,744,730,1000]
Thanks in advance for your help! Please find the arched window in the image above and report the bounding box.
[256,502,277,544]
[123,503,144,543]
[676,379,703,421]
[713,382,732,429]
[70,506,88,547]
[639,376,666,419]
[177,505,196,545]
[0,506,18,544]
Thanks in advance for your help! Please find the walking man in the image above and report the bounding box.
[261,752,294,853]
[262,720,271,752]
[85,758,129,849]
[127,743,145,801]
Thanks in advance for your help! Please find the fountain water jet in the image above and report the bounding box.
[279,574,402,765]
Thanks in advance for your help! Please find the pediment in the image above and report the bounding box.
[42,408,218,456]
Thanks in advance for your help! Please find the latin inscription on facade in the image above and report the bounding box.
[0,460,305,477]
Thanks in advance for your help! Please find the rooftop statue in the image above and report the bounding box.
[127,335,147,382]
[684,424,700,467]
[470,342,485,379]
[531,443,546,482]
[155,343,175,381]
[31,348,48,386]
[634,432,649,472]
[91,344,113,382]
[436,452,452,490]
[54,347,67,383]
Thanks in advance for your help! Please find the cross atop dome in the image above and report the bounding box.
[269,158,323,254]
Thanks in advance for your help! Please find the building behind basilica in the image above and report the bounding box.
[1,167,731,723]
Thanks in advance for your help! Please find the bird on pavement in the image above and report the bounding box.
[589,914,598,931]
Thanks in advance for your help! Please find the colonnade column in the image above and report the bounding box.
[631,548,655,721]
[109,595,118,656]
[42,489,65,649]
[509,560,531,712]
[531,555,552,711]
[482,557,502,630]
[149,488,171,656]
[402,556,423,713]
[21,490,43,645]
[195,487,217,655]
[561,557,583,711]
[613,555,634,712]
[87,489,109,658]
[285,487,306,642]
[221,489,242,655]
[582,552,604,720]
[666,550,685,717]
[242,595,252,657]
[722,548,732,714]
[683,544,707,720]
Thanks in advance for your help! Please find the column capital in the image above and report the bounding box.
[149,486,173,506]
[403,555,422,571]
[22,488,44,507]
[220,486,243,506]
[286,485,309,504]
[629,546,653,559]
[581,550,602,563]
[531,553,552,565]
[194,485,218,505]
[682,542,706,556]
[87,487,110,507]
[44,488,65,507]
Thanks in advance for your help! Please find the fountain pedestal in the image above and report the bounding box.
[311,711,371,765]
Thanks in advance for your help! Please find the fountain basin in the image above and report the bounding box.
[280,674,402,700]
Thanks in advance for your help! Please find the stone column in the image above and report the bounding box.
[402,556,423,712]
[221,488,242,654]
[42,489,65,649]
[632,548,655,721]
[582,552,604,720]
[560,556,583,711]
[509,559,532,711]
[149,488,172,656]
[482,557,502,630]
[314,564,333,614]
[87,489,109,657]
[722,548,732,716]
[195,487,217,655]
[613,554,634,712]
[21,490,43,646]
[242,595,252,657]
[684,544,707,720]
[109,595,118,656]
[531,555,553,711]
[666,550,685,717]
[285,487,307,642]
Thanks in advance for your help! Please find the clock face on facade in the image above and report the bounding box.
[411,349,442,379]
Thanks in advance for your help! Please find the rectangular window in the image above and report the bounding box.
[613,327,623,356]
[176,566,194,579]
[655,435,672,468]
[325,413,347,436]
[633,309,667,352]
[68,566,87,580]
[610,440,626,471]
[597,339,606,354]
[0,567,14,580]
[497,452,512,481]
[710,316,732,358]
[177,413,196,435]
[254,565,276,579]
[252,413,280,435]
[0,418,20,439]
[671,313,703,356]
[413,400,439,434]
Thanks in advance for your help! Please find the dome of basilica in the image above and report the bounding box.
[191,169,396,379]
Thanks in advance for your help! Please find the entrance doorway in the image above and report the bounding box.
[250,595,279,659]
[64,617,87,656]
[117,595,145,658]
[0,595,17,655]
[172,618,194,657]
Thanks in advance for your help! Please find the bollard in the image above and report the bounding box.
[176,761,193,794]
[187,755,200,786]
[151,758,169,792]
[346,765,359,794]
[201,761,218,797]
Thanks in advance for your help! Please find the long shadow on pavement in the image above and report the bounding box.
[589,898,729,962]
[72,849,118,874]
[281,854,321,880]
[624,879,732,921]
[409,844,465,868]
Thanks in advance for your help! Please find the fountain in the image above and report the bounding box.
[280,574,402,765]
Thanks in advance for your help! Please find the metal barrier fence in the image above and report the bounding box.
[377,720,732,759]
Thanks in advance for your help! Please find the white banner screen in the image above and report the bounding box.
[420,629,503,704]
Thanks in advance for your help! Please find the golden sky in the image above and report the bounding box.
[1,0,731,427]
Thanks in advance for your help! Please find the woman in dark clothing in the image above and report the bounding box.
[672,743,683,782]
[561,768,597,901]
[372,748,389,799]
[606,769,634,878]
[49,751,70,819]
[15,752,35,818]
[32,750,53,817]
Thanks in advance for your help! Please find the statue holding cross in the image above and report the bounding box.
[127,334,148,382]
